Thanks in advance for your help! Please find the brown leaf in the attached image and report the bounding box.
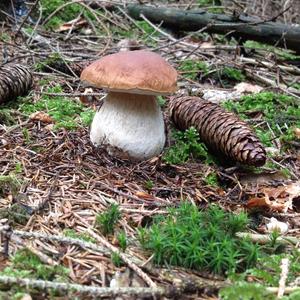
[246,182,300,212]
[135,191,155,200]
[246,196,286,211]
[55,18,87,33]
[29,111,54,123]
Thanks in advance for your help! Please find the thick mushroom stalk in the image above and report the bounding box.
[90,92,165,160]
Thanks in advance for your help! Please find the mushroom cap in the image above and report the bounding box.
[80,50,177,95]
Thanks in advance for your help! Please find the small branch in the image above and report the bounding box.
[0,276,168,297]
[278,258,289,298]
[267,286,300,295]
[9,229,111,256]
[0,226,57,266]
[36,91,105,97]
[236,232,299,245]
[87,229,157,288]
[240,57,300,75]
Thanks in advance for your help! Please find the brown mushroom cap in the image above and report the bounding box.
[80,50,177,95]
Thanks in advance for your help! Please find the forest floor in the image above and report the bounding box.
[0,1,299,299]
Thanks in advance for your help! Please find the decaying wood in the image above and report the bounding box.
[0,276,168,298]
[127,5,300,53]
[169,96,266,166]
[0,64,33,104]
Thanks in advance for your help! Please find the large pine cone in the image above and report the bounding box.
[0,64,33,104]
[169,96,266,166]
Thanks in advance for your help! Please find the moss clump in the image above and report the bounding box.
[218,66,245,83]
[220,252,300,299]
[3,249,69,281]
[0,204,31,225]
[95,204,121,236]
[223,92,300,147]
[63,229,96,243]
[139,203,258,275]
[19,85,95,130]
[0,175,21,196]
[163,127,212,165]
[178,59,209,80]
[41,0,81,29]
[0,109,16,126]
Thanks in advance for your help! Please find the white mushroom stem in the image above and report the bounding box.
[90,92,165,160]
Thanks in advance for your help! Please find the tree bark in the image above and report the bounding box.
[127,4,300,53]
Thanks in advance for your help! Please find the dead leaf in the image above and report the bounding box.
[135,191,155,200]
[55,18,87,33]
[246,196,286,211]
[234,82,263,94]
[30,111,54,123]
[246,182,300,212]
[294,128,300,139]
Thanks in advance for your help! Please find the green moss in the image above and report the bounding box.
[0,32,11,42]
[223,92,300,148]
[139,203,257,275]
[95,204,121,236]
[41,0,81,29]
[117,231,127,251]
[244,41,300,61]
[204,172,219,187]
[1,249,69,281]
[111,252,123,267]
[219,67,246,82]
[0,175,21,196]
[19,85,95,130]
[220,251,300,299]
[110,20,159,47]
[178,59,209,80]
[219,282,274,300]
[163,127,213,165]
[63,229,96,243]
[144,180,154,190]
[0,109,16,126]
[0,204,30,225]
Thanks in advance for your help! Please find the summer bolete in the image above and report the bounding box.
[80,50,177,160]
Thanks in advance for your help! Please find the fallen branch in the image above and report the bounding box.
[236,232,299,245]
[0,276,168,297]
[127,5,300,53]
[278,258,289,298]
[240,57,300,75]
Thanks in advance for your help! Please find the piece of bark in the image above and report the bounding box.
[127,5,300,53]
[169,96,266,166]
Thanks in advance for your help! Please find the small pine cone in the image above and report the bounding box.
[169,96,266,166]
[0,64,33,104]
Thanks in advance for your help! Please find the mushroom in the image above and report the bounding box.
[80,50,177,161]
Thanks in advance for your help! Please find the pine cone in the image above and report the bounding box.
[0,64,33,104]
[169,96,266,166]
